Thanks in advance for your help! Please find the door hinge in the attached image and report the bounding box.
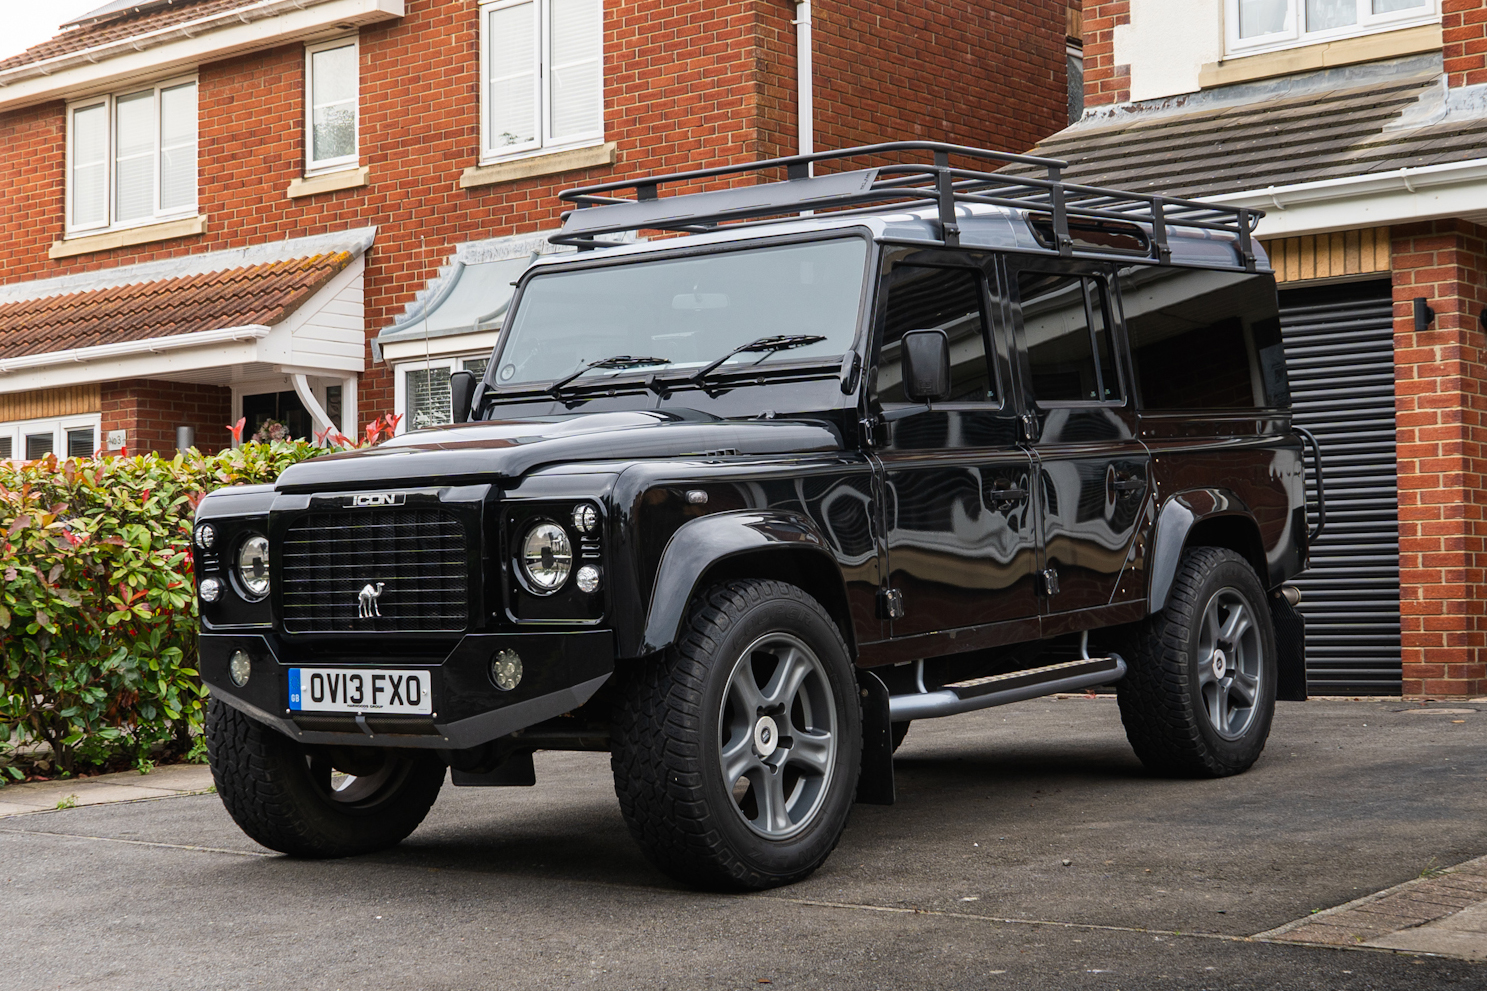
[877,588,905,620]
[1041,567,1060,596]
[1019,412,1038,443]
[859,416,878,448]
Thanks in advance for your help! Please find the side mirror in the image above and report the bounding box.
[449,370,477,424]
[900,329,952,404]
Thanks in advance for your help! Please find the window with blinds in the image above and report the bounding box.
[401,357,492,432]
[480,0,603,162]
[67,77,198,233]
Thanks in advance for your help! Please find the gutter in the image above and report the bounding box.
[1206,157,1487,213]
[0,325,270,374]
[795,0,813,168]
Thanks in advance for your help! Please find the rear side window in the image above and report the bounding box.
[1016,271,1120,404]
[877,264,995,404]
[1119,267,1287,410]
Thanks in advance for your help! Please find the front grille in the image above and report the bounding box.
[281,510,469,634]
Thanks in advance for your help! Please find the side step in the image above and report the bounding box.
[888,654,1126,722]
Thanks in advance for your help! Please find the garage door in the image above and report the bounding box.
[1279,280,1400,695]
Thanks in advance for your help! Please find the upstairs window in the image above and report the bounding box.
[67,77,197,234]
[480,0,603,162]
[305,38,359,174]
[1228,0,1438,56]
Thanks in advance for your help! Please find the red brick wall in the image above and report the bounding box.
[1391,220,1487,699]
[1444,0,1487,89]
[0,0,1070,419]
[1081,0,1128,108]
[101,380,233,456]
[812,0,1070,154]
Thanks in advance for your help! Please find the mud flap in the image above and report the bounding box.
[1270,592,1308,702]
[855,669,895,805]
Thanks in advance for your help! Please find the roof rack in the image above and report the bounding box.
[552,141,1263,271]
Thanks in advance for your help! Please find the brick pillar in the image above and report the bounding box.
[1444,0,1487,89]
[1392,221,1487,698]
[1083,1,1130,108]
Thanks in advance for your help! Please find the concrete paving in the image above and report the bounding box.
[2,697,1486,990]
[0,762,214,816]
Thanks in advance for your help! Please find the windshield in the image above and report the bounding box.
[491,238,869,388]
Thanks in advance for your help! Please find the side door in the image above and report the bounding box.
[1006,258,1150,616]
[873,250,1040,638]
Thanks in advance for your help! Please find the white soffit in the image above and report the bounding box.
[0,0,404,113]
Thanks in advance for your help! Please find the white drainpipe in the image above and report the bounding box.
[795,0,813,170]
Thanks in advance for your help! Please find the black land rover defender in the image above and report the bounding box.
[197,143,1318,890]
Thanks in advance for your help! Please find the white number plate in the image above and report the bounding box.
[288,668,433,715]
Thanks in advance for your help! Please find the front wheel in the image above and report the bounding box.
[206,699,446,857]
[1116,547,1277,778]
[611,580,862,890]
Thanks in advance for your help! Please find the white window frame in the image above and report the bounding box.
[0,414,103,461]
[394,355,492,434]
[1226,0,1440,57]
[64,74,199,236]
[304,36,360,176]
[478,0,604,165]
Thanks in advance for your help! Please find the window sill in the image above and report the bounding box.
[287,166,370,199]
[1201,23,1442,89]
[460,142,617,189]
[49,215,208,259]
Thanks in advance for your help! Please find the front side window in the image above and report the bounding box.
[1228,0,1436,54]
[494,238,868,389]
[876,265,995,405]
[480,0,602,161]
[68,78,197,233]
[306,38,359,174]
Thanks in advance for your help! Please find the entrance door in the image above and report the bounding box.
[1009,261,1149,615]
[875,254,1040,637]
[241,390,312,442]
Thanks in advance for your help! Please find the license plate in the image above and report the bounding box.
[288,668,433,715]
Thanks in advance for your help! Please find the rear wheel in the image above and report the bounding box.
[206,699,445,857]
[611,579,861,890]
[1116,547,1277,778]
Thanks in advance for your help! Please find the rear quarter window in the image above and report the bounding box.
[1119,266,1288,410]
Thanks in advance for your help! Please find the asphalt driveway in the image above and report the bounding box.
[3,697,1485,990]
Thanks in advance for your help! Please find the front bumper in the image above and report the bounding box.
[200,631,615,750]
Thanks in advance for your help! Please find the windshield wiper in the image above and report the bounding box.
[690,335,829,384]
[548,355,673,395]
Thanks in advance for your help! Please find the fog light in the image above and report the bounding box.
[228,650,252,687]
[199,577,222,602]
[575,564,601,593]
[491,649,523,691]
[195,523,216,549]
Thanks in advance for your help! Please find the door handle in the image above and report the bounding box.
[1111,478,1145,491]
[992,487,1028,501]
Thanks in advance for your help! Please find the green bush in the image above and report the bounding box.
[0,442,322,779]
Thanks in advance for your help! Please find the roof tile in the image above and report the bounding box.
[0,0,257,73]
[0,252,352,359]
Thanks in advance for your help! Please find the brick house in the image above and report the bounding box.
[0,0,1075,458]
[1041,0,1487,698]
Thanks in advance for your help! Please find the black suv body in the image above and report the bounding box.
[197,144,1315,888]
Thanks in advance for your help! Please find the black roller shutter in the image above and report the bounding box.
[1279,279,1400,694]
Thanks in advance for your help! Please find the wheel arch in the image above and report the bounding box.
[1148,492,1270,614]
[632,510,857,660]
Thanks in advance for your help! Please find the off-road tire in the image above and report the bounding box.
[1116,547,1277,778]
[610,579,862,891]
[206,699,446,857]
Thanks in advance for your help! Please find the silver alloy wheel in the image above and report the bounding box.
[718,633,838,840]
[1196,587,1263,740]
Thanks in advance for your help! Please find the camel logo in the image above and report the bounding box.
[357,582,386,619]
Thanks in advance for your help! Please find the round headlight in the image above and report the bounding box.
[236,534,270,599]
[195,524,216,549]
[199,577,222,603]
[572,503,599,535]
[520,522,572,592]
